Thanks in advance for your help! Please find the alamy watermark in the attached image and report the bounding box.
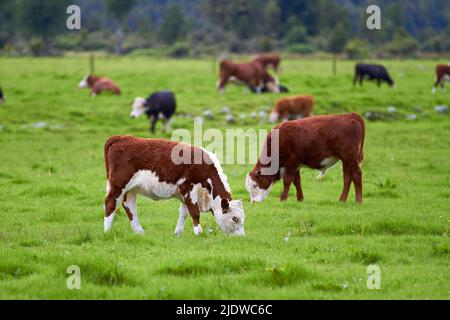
[66,265,81,290]
[170,122,279,175]
[366,5,381,30]
[66,5,81,30]
[367,265,381,290]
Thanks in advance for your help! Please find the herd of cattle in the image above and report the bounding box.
[90,56,449,236]
[1,56,447,237]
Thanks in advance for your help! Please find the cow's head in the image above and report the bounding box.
[130,97,147,118]
[214,199,245,236]
[79,75,90,88]
[246,168,277,202]
[388,78,395,87]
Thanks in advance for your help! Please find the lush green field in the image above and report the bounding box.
[0,56,448,299]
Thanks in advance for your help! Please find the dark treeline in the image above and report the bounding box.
[0,0,449,57]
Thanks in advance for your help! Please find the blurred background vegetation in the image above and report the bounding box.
[0,0,449,58]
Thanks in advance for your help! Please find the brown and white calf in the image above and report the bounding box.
[104,136,245,236]
[269,95,314,122]
[432,64,450,94]
[252,53,281,74]
[217,60,279,93]
[246,113,365,203]
[79,74,121,96]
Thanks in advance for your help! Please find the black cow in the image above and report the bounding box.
[131,91,177,133]
[0,87,4,103]
[354,63,394,87]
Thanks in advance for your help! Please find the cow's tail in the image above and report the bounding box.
[104,136,123,178]
[351,113,365,163]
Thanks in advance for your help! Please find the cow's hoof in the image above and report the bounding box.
[131,222,144,234]
[174,228,184,236]
[193,225,203,236]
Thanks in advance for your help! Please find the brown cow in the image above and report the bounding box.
[246,113,365,203]
[217,60,279,93]
[269,95,314,122]
[252,53,281,74]
[79,74,121,96]
[104,136,245,236]
[432,64,450,94]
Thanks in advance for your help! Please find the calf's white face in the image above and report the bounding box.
[215,200,245,236]
[246,174,272,203]
[131,97,147,118]
[79,75,89,88]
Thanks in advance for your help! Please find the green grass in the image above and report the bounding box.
[0,56,449,299]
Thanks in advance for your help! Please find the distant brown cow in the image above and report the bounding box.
[246,113,365,203]
[79,74,121,96]
[432,64,450,94]
[269,95,314,122]
[217,60,279,93]
[252,53,281,74]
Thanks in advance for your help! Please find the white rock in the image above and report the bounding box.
[203,109,214,119]
[194,116,204,124]
[221,106,231,114]
[435,105,449,114]
[225,114,235,124]
[406,114,417,121]
[387,106,397,113]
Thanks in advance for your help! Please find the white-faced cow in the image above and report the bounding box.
[104,136,245,236]
[354,63,395,87]
[246,113,365,203]
[432,64,450,94]
[217,60,279,93]
[79,74,121,96]
[131,91,177,133]
[269,95,314,122]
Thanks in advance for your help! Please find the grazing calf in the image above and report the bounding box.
[104,136,245,236]
[217,60,279,93]
[131,91,177,133]
[0,87,4,103]
[79,74,121,96]
[246,113,365,203]
[432,64,450,94]
[269,95,314,122]
[354,63,394,87]
[252,53,281,74]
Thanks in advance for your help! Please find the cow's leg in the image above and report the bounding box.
[280,171,295,201]
[359,75,364,87]
[104,187,122,233]
[122,191,144,234]
[353,73,358,86]
[377,79,381,87]
[293,170,304,202]
[352,164,363,204]
[432,76,441,94]
[150,115,158,133]
[185,199,203,235]
[174,203,189,236]
[339,164,352,202]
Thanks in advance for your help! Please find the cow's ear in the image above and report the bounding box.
[221,198,230,213]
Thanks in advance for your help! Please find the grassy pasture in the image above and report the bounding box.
[0,56,449,299]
